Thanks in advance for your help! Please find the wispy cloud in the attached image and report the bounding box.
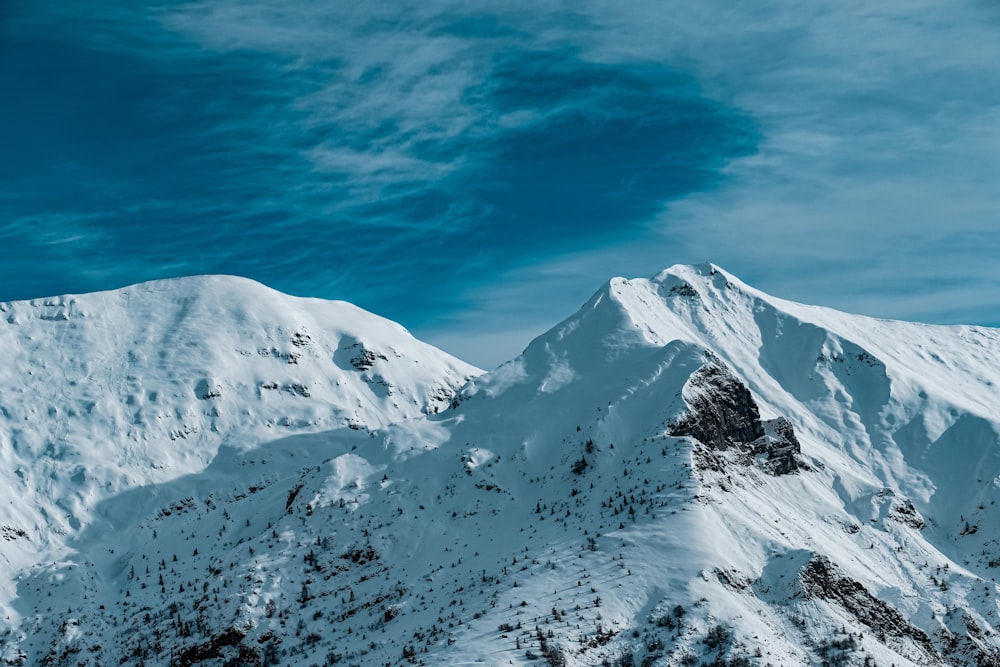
[416,0,1000,365]
[640,0,1000,324]
[1,0,752,325]
[3,0,997,368]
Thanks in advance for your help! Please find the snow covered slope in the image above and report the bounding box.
[0,276,477,620]
[5,265,1000,667]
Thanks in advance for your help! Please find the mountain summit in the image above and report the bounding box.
[0,276,477,599]
[4,265,1000,666]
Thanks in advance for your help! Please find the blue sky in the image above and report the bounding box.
[3,0,1000,368]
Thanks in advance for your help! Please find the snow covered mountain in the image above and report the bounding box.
[5,264,1000,667]
[0,277,477,621]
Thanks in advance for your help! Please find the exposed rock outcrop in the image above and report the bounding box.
[671,362,800,475]
[757,417,801,475]
[800,555,939,663]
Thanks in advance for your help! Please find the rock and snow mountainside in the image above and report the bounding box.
[5,265,1000,667]
[0,277,477,615]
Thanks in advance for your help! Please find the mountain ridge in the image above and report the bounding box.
[0,274,478,624]
[4,265,1000,666]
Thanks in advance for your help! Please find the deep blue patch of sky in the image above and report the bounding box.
[0,4,756,327]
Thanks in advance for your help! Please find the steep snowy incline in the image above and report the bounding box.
[427,262,1000,664]
[468,261,1000,530]
[640,264,1000,531]
[0,276,478,597]
[7,265,1000,667]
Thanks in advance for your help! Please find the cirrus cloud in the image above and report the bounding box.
[2,0,998,369]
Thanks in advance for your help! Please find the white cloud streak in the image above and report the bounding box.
[406,0,1000,365]
[11,0,1000,367]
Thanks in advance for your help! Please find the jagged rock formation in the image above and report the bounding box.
[672,362,765,447]
[759,416,802,475]
[671,361,801,475]
[800,555,939,662]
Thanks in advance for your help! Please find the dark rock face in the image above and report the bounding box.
[175,626,249,666]
[800,556,939,661]
[798,557,1000,667]
[349,345,388,371]
[756,417,801,475]
[671,363,764,448]
[671,362,800,475]
[668,282,699,298]
[889,498,926,530]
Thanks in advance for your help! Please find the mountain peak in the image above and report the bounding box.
[653,260,727,281]
[7,269,1000,666]
[0,276,479,587]
[523,263,761,363]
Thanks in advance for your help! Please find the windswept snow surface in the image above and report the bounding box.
[0,277,477,620]
[5,265,1000,666]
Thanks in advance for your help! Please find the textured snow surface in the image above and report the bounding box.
[4,265,1000,666]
